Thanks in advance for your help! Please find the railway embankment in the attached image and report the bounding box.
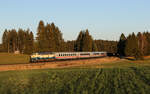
[0,57,120,71]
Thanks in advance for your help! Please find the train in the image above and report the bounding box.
[30,52,107,62]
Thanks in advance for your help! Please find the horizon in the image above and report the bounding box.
[0,0,150,43]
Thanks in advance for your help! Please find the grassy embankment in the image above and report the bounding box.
[0,53,29,65]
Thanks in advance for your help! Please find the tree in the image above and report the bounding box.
[28,31,34,54]
[117,33,126,56]
[53,25,64,52]
[65,40,76,52]
[92,40,98,51]
[95,40,118,53]
[46,23,54,52]
[75,31,84,51]
[22,29,34,54]
[75,29,97,52]
[82,29,93,51]
[125,33,143,60]
[18,29,26,53]
[8,29,18,52]
[144,32,150,55]
[2,29,8,52]
[137,32,148,56]
[36,20,49,52]
[36,21,64,52]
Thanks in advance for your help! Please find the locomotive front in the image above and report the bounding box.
[30,52,55,62]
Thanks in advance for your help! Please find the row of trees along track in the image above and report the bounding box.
[1,20,117,54]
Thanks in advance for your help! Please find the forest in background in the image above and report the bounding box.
[1,20,150,59]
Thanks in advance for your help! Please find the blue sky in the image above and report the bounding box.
[0,0,150,43]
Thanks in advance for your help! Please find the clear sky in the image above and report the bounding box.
[0,0,150,43]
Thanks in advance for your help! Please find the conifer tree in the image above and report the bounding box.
[125,33,143,59]
[75,31,84,51]
[137,32,147,56]
[9,29,18,52]
[92,40,98,51]
[46,23,54,51]
[53,25,64,52]
[144,32,150,55]
[75,29,96,52]
[2,29,8,52]
[36,20,47,52]
[18,29,26,53]
[82,29,93,51]
[117,33,126,56]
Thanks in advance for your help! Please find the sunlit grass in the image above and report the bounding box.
[0,53,29,65]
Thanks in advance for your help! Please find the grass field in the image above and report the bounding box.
[0,67,150,94]
[0,53,29,65]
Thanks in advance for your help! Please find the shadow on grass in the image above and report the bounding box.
[124,57,136,61]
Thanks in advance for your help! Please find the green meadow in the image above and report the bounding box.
[0,64,150,94]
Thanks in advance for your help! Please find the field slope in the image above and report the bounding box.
[0,66,150,94]
[0,53,29,65]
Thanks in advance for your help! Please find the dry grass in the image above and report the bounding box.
[0,53,29,65]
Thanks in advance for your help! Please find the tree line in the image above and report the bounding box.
[117,32,150,59]
[1,20,117,54]
[2,29,33,54]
